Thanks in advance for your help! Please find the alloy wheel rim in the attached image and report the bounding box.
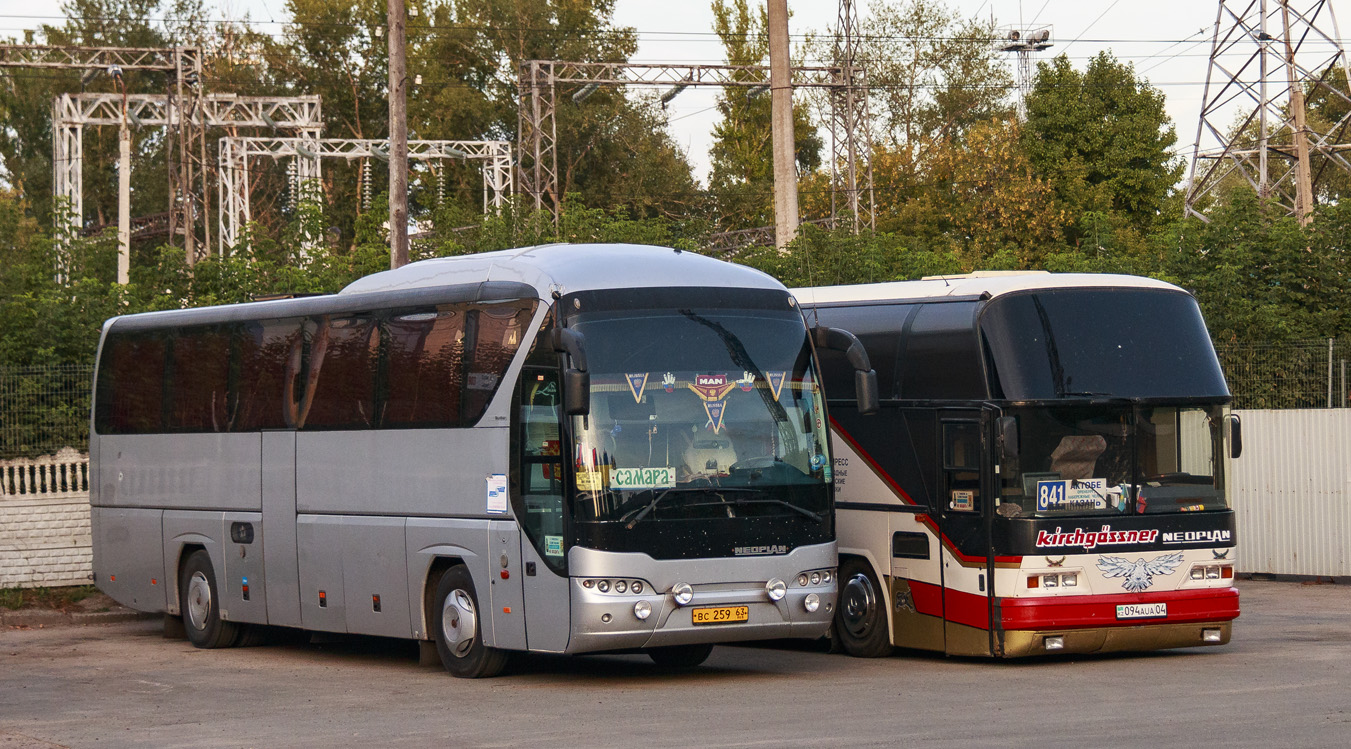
[441,589,478,658]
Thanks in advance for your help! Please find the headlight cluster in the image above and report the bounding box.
[1190,564,1233,580]
[1028,572,1079,589]
[795,568,835,587]
[580,578,647,595]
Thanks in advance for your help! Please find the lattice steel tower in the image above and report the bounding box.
[1186,0,1351,224]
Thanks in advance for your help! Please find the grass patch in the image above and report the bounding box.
[0,584,99,611]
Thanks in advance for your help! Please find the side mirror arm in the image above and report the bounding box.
[812,326,880,416]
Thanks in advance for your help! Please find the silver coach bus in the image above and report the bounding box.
[91,244,877,677]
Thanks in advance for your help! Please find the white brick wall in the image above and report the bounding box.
[1,450,94,589]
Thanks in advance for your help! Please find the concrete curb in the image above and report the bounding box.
[1,607,157,629]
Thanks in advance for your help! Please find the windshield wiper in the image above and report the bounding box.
[722,496,822,523]
[622,487,759,530]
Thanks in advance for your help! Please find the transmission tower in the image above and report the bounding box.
[0,45,209,260]
[517,60,872,230]
[828,0,876,232]
[1186,1,1351,225]
[997,25,1053,119]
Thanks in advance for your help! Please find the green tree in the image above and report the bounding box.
[1022,52,1182,242]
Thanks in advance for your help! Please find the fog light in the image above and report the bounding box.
[766,578,787,601]
[632,580,644,594]
[1202,628,1222,643]
[614,580,628,593]
[810,572,822,585]
[582,579,594,588]
[804,593,820,613]
[634,600,652,620]
[673,582,693,606]
[597,579,610,593]
[601,613,612,623]
[822,570,832,584]
[797,573,810,587]
[1044,635,1065,651]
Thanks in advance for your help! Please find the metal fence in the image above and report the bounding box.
[0,365,94,460]
[1215,338,1351,410]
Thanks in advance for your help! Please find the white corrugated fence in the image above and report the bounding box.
[1230,409,1351,578]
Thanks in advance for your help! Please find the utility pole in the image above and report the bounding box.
[387,0,409,269]
[113,66,130,284]
[767,0,799,252]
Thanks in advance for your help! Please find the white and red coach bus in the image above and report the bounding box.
[796,272,1242,657]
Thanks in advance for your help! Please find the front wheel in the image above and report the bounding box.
[834,558,893,658]
[431,566,509,678]
[180,550,241,649]
[647,643,714,669]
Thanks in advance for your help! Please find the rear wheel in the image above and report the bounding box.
[432,566,508,678]
[835,558,893,658]
[647,643,714,668]
[180,550,241,649]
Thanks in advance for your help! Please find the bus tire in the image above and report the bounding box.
[432,566,508,678]
[835,558,893,658]
[180,550,241,649]
[647,643,714,668]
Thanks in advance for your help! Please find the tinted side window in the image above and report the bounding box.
[382,307,466,428]
[898,302,987,400]
[167,326,232,432]
[462,301,537,425]
[236,319,302,430]
[302,315,379,429]
[95,331,166,434]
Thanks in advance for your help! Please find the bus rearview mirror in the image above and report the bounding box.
[813,326,879,416]
[1227,414,1242,459]
[564,369,590,416]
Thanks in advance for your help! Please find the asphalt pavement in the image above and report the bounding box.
[1,579,1348,748]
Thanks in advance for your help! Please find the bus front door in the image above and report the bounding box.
[937,410,995,656]
[515,365,572,653]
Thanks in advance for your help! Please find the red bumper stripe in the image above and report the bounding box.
[1000,587,1240,631]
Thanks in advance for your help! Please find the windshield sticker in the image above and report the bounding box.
[662,372,676,392]
[704,400,728,434]
[486,474,508,514]
[951,489,974,511]
[611,466,676,490]
[766,371,787,401]
[625,373,649,404]
[737,371,756,391]
[576,470,604,492]
[1036,478,1111,512]
[688,373,736,402]
[1036,525,1161,550]
[544,535,564,557]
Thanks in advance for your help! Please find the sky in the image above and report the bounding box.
[6,1,1347,184]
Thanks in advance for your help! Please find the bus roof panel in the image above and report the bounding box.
[342,243,784,297]
[792,272,1181,306]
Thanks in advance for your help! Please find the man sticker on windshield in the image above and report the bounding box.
[766,371,787,401]
[626,373,649,404]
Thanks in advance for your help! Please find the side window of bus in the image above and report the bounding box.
[462,301,536,425]
[235,319,303,430]
[382,306,466,428]
[96,331,166,434]
[943,422,981,513]
[301,315,379,429]
[166,325,233,432]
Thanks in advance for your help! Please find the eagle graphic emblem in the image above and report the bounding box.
[1096,552,1185,592]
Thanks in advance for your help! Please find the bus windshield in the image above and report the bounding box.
[999,404,1228,518]
[567,307,832,558]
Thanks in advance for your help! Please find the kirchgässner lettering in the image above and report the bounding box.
[1034,525,1160,550]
